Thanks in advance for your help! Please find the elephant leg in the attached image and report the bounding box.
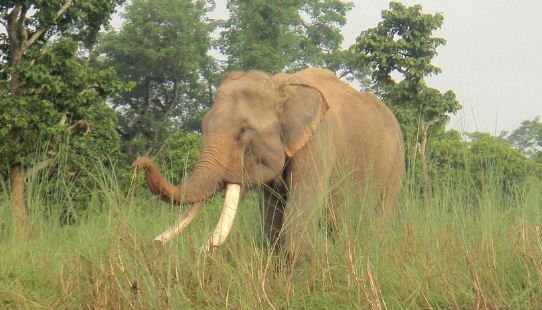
[325,182,346,239]
[262,182,286,250]
[282,145,334,264]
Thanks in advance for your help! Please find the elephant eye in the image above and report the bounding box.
[237,126,251,140]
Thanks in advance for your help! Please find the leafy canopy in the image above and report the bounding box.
[349,1,460,183]
[219,0,352,73]
[504,116,542,161]
[350,2,460,135]
[97,0,216,158]
[1,39,125,167]
[1,1,128,206]
[1,0,126,166]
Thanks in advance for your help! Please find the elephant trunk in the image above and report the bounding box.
[133,139,243,250]
[133,153,226,205]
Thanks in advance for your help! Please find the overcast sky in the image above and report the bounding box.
[209,0,542,135]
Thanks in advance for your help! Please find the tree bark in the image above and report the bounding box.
[10,165,28,236]
[144,76,151,112]
[7,6,28,235]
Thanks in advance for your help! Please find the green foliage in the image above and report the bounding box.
[504,116,542,161]
[352,2,445,89]
[219,0,352,73]
[97,0,216,159]
[0,0,122,50]
[1,2,128,213]
[155,131,202,184]
[428,129,468,171]
[0,38,126,216]
[30,102,123,222]
[350,2,460,166]
[429,130,542,194]
[0,38,127,168]
[467,133,541,191]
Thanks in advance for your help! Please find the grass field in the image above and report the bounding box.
[1,167,542,309]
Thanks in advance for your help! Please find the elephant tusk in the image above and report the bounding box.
[153,202,204,247]
[205,184,241,252]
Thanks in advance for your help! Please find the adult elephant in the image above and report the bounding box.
[132,68,404,260]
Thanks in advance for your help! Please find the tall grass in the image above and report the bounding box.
[1,164,542,309]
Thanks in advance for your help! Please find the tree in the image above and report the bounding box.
[1,1,124,235]
[428,129,467,172]
[219,0,352,73]
[466,132,540,193]
[97,0,217,160]
[350,2,460,192]
[504,116,542,162]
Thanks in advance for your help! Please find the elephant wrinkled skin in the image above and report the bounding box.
[132,68,405,260]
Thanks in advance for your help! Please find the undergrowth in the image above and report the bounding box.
[1,166,541,309]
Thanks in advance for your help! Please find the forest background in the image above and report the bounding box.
[1,1,542,308]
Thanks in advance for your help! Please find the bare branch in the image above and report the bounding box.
[77,84,101,96]
[7,5,22,48]
[24,0,73,50]
[27,159,54,177]
[70,119,91,136]
[338,68,353,80]
[24,28,45,50]
[17,5,28,38]
[7,5,21,22]
[59,112,69,126]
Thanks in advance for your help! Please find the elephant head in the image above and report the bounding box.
[132,70,329,248]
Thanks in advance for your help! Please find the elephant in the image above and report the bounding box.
[132,68,404,260]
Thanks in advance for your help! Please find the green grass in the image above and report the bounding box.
[1,167,542,309]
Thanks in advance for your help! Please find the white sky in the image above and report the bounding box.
[207,0,542,135]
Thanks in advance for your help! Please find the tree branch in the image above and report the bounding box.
[163,78,178,113]
[7,5,22,49]
[17,5,28,43]
[24,0,73,50]
[27,159,54,177]
[78,84,101,96]
[70,119,91,136]
[338,68,353,80]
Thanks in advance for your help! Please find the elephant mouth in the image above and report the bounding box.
[221,176,243,186]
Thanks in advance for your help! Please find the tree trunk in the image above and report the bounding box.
[144,76,151,111]
[8,69,29,235]
[7,9,28,235]
[10,164,28,236]
[5,2,73,237]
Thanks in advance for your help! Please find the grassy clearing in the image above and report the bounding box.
[1,167,542,309]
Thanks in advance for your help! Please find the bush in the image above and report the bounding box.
[428,131,542,196]
[24,102,123,222]
[155,131,202,184]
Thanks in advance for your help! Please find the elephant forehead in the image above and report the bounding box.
[202,100,279,136]
[217,80,275,103]
[206,102,277,128]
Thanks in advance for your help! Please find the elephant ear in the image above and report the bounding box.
[278,83,329,157]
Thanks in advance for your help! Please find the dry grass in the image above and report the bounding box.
[1,167,542,308]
